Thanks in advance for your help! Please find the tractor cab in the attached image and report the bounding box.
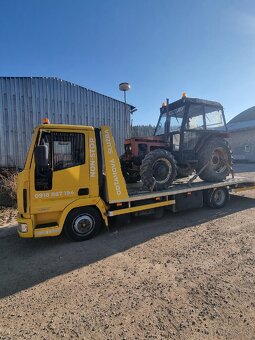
[155,95,228,164]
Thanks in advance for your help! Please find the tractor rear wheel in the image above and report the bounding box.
[140,149,177,191]
[197,137,232,182]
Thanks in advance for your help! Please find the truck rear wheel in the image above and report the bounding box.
[197,137,232,182]
[64,207,102,241]
[204,187,229,208]
[140,149,177,191]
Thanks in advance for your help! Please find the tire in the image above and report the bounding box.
[64,207,102,241]
[140,149,177,191]
[197,137,232,182]
[204,187,229,208]
[177,165,194,178]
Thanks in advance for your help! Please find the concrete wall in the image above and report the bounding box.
[228,129,255,162]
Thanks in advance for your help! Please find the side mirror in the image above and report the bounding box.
[34,145,49,168]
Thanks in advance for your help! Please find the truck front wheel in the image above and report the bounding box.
[64,207,102,241]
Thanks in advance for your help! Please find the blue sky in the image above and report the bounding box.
[0,0,255,125]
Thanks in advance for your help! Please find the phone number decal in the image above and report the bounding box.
[34,191,74,199]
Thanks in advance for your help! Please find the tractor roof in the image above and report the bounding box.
[161,97,223,114]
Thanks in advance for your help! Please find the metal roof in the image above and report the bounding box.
[228,106,255,124]
[161,97,223,114]
[227,106,255,132]
[227,119,255,132]
[0,76,135,109]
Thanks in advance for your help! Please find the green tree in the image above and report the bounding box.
[131,125,156,137]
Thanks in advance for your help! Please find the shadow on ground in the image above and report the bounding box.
[1,194,255,299]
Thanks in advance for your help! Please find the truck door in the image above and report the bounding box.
[30,129,90,215]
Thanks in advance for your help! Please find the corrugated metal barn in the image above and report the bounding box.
[227,106,255,162]
[0,77,133,168]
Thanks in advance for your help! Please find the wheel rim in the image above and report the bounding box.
[72,214,94,236]
[214,189,225,206]
[211,147,228,173]
[152,158,172,184]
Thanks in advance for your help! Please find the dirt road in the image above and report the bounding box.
[0,164,255,339]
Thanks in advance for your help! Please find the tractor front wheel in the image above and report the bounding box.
[140,149,177,191]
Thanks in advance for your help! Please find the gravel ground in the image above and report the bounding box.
[0,164,255,339]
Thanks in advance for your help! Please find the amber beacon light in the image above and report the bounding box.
[43,118,50,124]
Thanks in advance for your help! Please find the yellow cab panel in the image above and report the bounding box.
[17,124,104,238]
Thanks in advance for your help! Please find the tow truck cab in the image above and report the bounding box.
[17,124,117,239]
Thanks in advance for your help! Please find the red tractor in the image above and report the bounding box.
[120,94,232,190]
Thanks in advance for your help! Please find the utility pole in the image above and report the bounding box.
[119,82,131,136]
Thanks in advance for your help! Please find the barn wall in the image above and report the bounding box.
[0,77,131,168]
[228,130,255,162]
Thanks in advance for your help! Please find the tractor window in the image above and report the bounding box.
[170,116,183,132]
[169,106,184,132]
[186,104,204,130]
[172,133,180,151]
[205,106,225,130]
[155,113,166,136]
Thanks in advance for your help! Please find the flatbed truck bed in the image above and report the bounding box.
[127,176,255,199]
[107,176,255,217]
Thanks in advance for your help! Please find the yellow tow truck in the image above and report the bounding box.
[17,122,255,241]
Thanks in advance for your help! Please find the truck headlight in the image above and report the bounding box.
[18,223,28,233]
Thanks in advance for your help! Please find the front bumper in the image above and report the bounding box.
[17,216,62,238]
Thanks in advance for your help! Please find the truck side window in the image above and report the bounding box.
[53,132,85,171]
